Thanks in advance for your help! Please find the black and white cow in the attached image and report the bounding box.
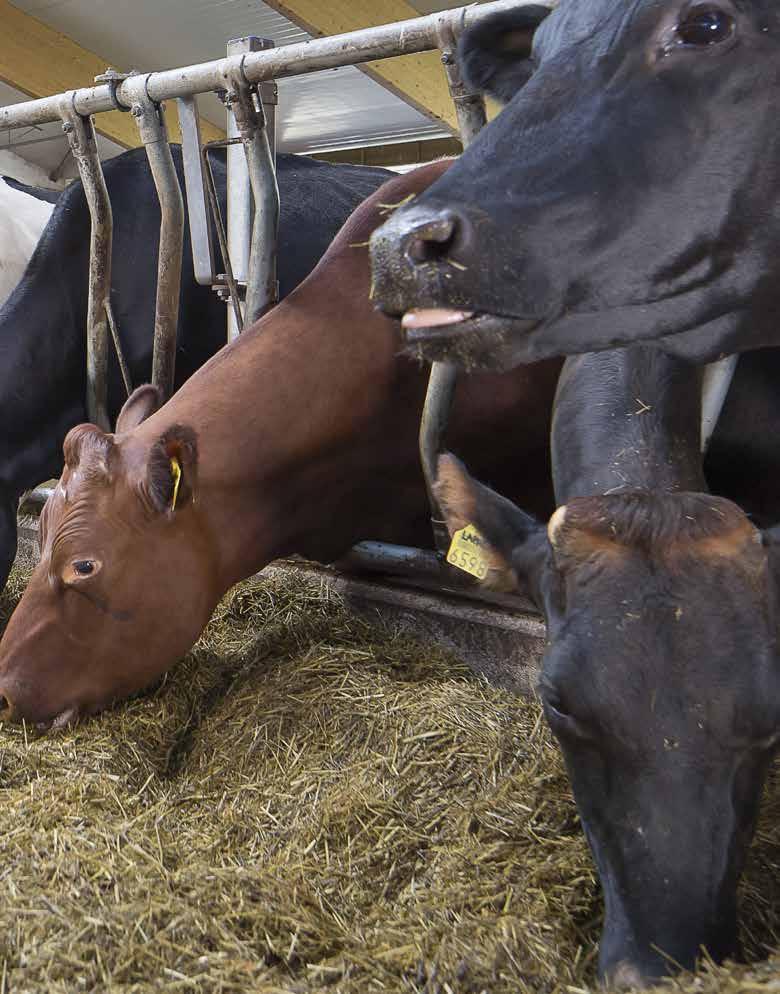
[369,0,780,369]
[0,176,58,305]
[0,145,391,590]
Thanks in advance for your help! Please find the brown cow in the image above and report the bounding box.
[0,161,560,728]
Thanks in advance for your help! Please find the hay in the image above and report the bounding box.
[0,559,779,993]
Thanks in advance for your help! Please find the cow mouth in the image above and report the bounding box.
[399,308,541,371]
[34,706,81,734]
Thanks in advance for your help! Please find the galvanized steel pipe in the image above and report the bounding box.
[418,21,489,554]
[132,91,184,401]
[0,1,543,133]
[59,96,112,431]
[225,37,280,337]
[231,83,279,326]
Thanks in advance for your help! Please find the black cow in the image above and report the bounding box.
[0,146,391,589]
[434,345,780,988]
[369,0,780,369]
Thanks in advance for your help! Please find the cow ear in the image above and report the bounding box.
[434,453,558,615]
[116,385,163,434]
[458,6,550,103]
[145,425,198,516]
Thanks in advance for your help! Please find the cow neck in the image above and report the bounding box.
[132,251,418,590]
[551,346,707,503]
[0,235,86,502]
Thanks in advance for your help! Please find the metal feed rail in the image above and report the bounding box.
[6,0,545,587]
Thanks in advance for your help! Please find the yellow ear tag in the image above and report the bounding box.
[447,523,490,580]
[170,457,182,511]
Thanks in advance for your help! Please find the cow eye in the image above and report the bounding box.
[676,8,735,46]
[73,560,95,577]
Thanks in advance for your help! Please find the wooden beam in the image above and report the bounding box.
[263,0,461,134]
[313,136,461,167]
[0,0,224,148]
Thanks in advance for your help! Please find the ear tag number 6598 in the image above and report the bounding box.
[447,523,490,580]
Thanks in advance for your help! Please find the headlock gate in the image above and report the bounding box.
[4,0,542,595]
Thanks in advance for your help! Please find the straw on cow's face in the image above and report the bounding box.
[0,387,220,729]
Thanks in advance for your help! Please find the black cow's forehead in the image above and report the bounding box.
[533,0,780,61]
[532,0,646,60]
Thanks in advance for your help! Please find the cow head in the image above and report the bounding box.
[0,386,219,728]
[435,454,780,986]
[370,0,780,368]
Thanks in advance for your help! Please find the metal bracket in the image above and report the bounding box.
[131,85,184,401]
[93,68,138,113]
[59,93,112,431]
[223,38,280,334]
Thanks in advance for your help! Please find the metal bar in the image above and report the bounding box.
[105,300,132,397]
[177,95,215,287]
[701,355,739,454]
[203,143,244,332]
[224,42,280,328]
[0,1,541,133]
[131,88,184,401]
[244,78,279,324]
[59,95,111,431]
[418,20,489,554]
[343,541,449,582]
[437,19,488,142]
[260,80,277,166]
[226,39,265,341]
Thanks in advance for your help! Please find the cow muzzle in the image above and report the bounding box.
[370,202,479,318]
[369,202,540,370]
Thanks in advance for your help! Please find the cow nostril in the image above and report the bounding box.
[0,695,13,721]
[403,213,458,265]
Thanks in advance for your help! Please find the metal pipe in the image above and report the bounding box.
[437,17,488,143]
[0,1,542,133]
[177,95,216,287]
[105,299,132,397]
[59,95,112,431]
[418,20,489,554]
[419,363,460,551]
[202,144,245,332]
[131,90,184,401]
[223,35,279,341]
[227,39,254,340]
[225,51,280,327]
[342,541,450,581]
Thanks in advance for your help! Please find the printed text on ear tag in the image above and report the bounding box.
[447,523,489,580]
[170,457,182,510]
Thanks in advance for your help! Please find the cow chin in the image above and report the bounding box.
[401,314,541,372]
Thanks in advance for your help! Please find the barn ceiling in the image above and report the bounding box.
[0,0,470,178]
